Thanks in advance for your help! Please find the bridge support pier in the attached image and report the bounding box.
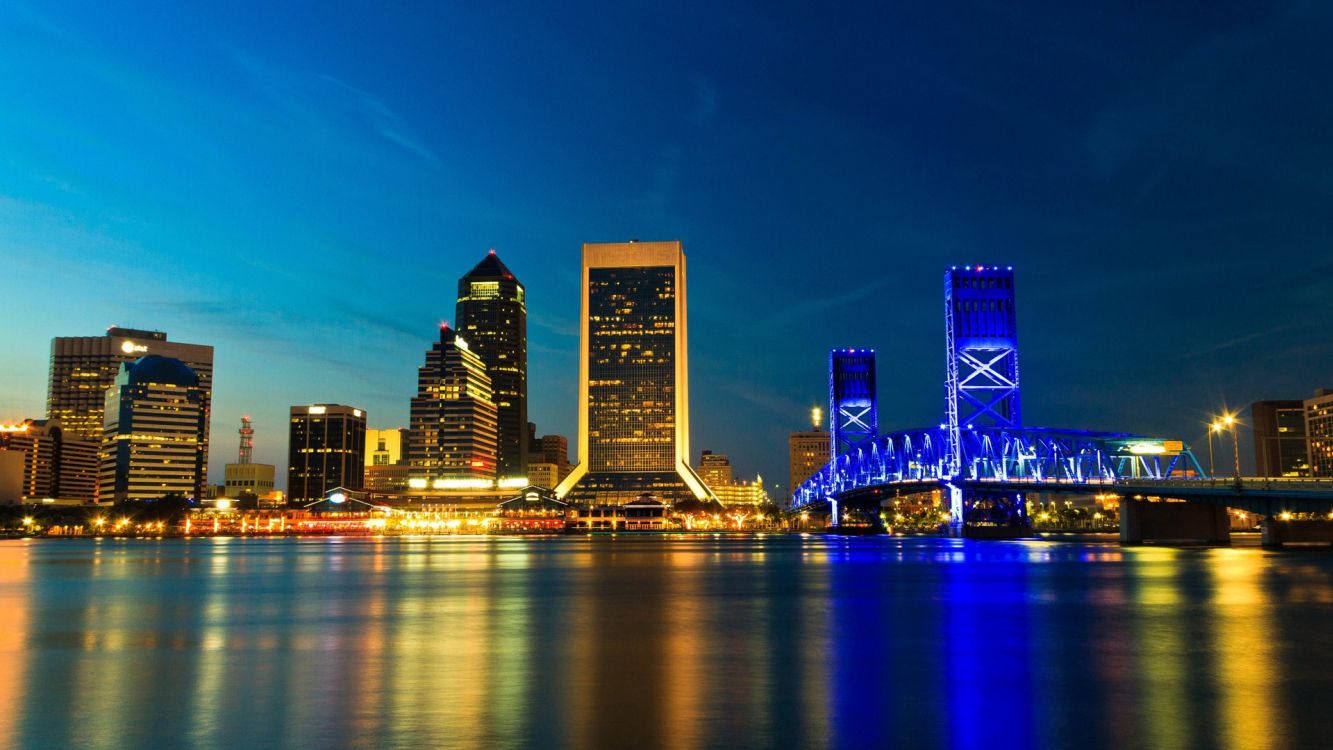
[1119,499,1229,546]
[1261,519,1333,549]
[942,490,1031,539]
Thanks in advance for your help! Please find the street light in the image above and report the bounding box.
[1219,414,1241,483]
[1208,421,1222,478]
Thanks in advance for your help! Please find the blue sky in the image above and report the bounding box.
[2,1,1331,490]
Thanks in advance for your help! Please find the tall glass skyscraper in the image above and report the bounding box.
[101,355,209,502]
[556,241,712,505]
[287,404,366,504]
[455,250,527,479]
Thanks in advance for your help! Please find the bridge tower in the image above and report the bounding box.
[944,266,1025,532]
[830,349,877,459]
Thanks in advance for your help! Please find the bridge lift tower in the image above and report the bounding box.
[829,349,877,525]
[944,265,1025,534]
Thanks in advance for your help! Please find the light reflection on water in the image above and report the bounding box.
[0,536,1331,749]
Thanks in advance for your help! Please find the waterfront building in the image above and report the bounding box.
[1250,400,1311,478]
[1306,389,1333,478]
[408,324,499,483]
[456,250,528,478]
[101,356,209,502]
[288,404,366,504]
[48,328,213,452]
[366,428,407,466]
[0,419,98,503]
[555,240,712,505]
[830,349,877,457]
[712,476,770,507]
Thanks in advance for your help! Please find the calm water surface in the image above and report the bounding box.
[1,535,1331,749]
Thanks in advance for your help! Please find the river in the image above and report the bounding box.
[1,535,1330,749]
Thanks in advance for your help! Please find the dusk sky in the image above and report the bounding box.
[2,1,1331,490]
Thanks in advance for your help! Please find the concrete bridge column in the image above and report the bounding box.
[1261,518,1333,549]
[1119,499,1229,546]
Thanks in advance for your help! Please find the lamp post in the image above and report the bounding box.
[1207,422,1221,479]
[1222,414,1241,484]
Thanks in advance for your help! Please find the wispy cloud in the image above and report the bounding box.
[229,48,441,170]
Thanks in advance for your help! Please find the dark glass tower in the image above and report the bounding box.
[456,250,527,478]
[287,404,366,504]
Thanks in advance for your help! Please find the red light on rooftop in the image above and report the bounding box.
[488,248,496,255]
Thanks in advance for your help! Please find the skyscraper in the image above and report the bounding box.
[48,327,214,451]
[456,250,527,478]
[1305,389,1333,478]
[1250,400,1311,478]
[556,241,712,505]
[287,404,366,504]
[407,324,498,482]
[100,356,209,502]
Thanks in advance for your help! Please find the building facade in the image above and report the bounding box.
[224,463,276,496]
[698,450,733,490]
[528,426,571,482]
[712,477,770,507]
[456,250,528,479]
[556,241,712,505]
[0,419,98,503]
[1250,400,1311,478]
[100,356,209,502]
[526,462,560,490]
[366,428,407,466]
[408,324,499,482]
[1306,389,1333,478]
[788,429,830,502]
[288,404,366,504]
[48,327,213,455]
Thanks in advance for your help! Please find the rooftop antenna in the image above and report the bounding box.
[239,416,254,464]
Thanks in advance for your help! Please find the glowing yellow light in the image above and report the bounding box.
[1279,511,1293,521]
[216,498,232,510]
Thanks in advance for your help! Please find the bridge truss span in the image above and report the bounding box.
[792,426,1207,509]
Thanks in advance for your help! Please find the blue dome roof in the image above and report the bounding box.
[125,355,199,387]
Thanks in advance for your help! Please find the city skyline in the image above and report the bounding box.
[3,2,1332,492]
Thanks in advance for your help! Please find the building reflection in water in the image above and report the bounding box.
[2,535,1332,748]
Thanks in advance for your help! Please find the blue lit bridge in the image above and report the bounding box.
[793,265,1333,544]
